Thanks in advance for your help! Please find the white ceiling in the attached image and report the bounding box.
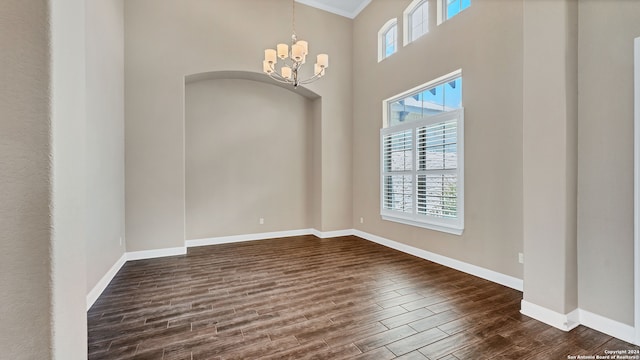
[296,0,372,19]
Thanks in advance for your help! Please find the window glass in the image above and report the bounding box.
[410,1,428,42]
[389,78,462,127]
[385,25,397,57]
[446,0,470,20]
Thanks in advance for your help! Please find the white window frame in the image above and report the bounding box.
[381,70,464,235]
[403,0,429,46]
[378,18,398,62]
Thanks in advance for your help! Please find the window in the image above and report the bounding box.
[381,70,464,234]
[437,0,470,24]
[404,0,429,46]
[378,19,398,62]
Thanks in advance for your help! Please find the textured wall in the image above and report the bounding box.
[577,0,640,326]
[185,78,312,239]
[522,0,578,315]
[0,1,53,358]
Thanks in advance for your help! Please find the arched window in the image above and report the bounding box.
[378,18,398,62]
[404,0,428,46]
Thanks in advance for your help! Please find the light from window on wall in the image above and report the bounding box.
[446,0,470,20]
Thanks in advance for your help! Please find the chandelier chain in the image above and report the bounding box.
[292,0,296,38]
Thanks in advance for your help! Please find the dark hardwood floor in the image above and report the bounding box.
[88,235,639,359]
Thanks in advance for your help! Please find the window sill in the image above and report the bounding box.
[381,215,464,236]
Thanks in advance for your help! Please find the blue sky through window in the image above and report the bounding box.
[385,25,397,57]
[446,0,470,20]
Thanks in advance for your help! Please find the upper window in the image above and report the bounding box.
[404,0,429,46]
[378,19,398,62]
[381,70,464,235]
[437,0,470,24]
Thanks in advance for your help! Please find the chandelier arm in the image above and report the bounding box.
[268,72,295,85]
[268,61,325,86]
[268,62,295,84]
[298,73,323,85]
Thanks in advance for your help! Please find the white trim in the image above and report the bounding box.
[634,36,640,346]
[383,69,463,108]
[86,253,127,310]
[436,0,444,25]
[520,303,636,341]
[520,300,580,332]
[295,0,371,19]
[126,246,187,261]
[580,309,636,344]
[381,215,463,235]
[382,69,462,127]
[351,0,373,19]
[186,229,313,247]
[311,229,355,238]
[353,229,523,291]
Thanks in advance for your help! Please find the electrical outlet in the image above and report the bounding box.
[518,252,524,264]
[360,217,364,224]
[119,236,123,246]
[259,218,264,225]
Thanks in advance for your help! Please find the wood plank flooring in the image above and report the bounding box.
[88,235,639,359]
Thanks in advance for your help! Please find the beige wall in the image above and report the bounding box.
[577,0,640,325]
[85,0,126,295]
[522,0,578,315]
[0,1,54,358]
[352,0,524,279]
[185,78,313,239]
[125,0,353,251]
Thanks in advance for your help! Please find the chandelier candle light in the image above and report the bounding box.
[262,0,329,87]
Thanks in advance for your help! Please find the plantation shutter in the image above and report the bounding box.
[380,109,463,234]
[416,119,458,219]
[382,128,413,213]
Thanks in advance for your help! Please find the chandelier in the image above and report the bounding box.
[262,0,329,88]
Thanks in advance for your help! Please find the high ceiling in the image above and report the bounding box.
[296,0,371,19]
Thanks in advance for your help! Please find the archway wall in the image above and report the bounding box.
[124,0,353,251]
[185,77,315,240]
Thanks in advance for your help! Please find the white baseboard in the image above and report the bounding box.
[187,228,356,247]
[311,228,355,238]
[353,229,524,291]
[86,247,186,310]
[520,300,580,331]
[126,246,187,261]
[579,309,636,344]
[86,252,127,310]
[186,229,313,247]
